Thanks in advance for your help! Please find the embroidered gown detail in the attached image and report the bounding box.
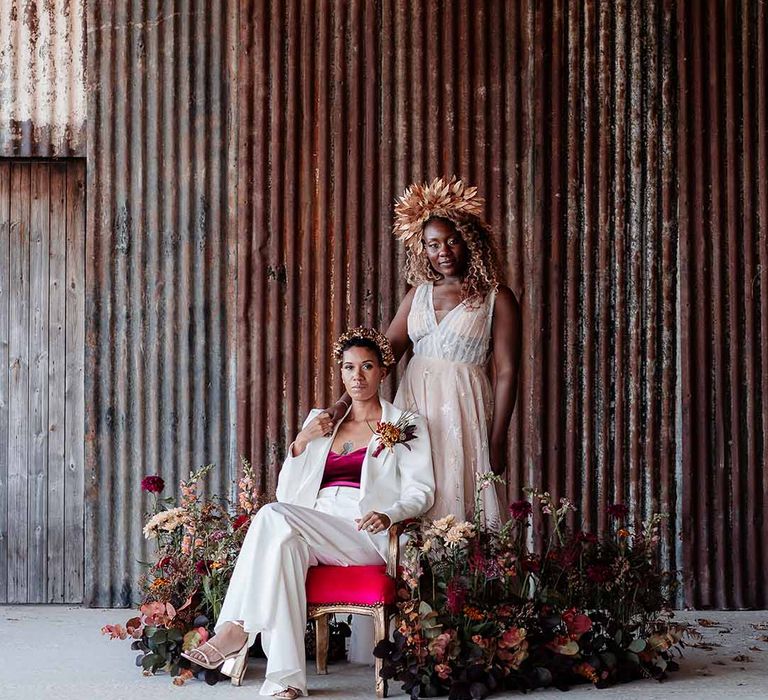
[394,282,503,525]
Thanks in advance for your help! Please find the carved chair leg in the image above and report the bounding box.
[372,606,389,698]
[314,614,329,675]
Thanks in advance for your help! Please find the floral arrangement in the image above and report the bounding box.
[104,461,351,685]
[371,410,418,457]
[375,474,695,699]
[102,461,267,685]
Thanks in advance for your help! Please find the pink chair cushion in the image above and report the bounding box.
[306,565,395,606]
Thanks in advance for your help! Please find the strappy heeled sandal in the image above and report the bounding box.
[181,638,249,686]
[220,643,249,686]
[273,688,302,699]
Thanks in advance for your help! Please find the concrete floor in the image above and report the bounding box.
[0,608,767,700]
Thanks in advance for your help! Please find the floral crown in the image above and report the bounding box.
[332,327,396,367]
[393,176,486,251]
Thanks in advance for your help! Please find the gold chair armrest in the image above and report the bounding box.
[386,519,417,579]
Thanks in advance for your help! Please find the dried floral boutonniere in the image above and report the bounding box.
[370,410,418,457]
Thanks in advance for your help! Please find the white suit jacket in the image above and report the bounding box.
[275,399,435,558]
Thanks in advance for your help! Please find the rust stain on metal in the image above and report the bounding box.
[83,1,239,607]
[235,0,687,598]
[679,0,768,609]
[1,0,759,609]
[0,0,86,156]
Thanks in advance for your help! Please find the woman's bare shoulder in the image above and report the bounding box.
[493,285,520,312]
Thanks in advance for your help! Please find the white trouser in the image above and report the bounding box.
[215,487,385,696]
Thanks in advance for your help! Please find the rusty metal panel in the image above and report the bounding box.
[0,0,86,157]
[679,0,768,609]
[236,0,684,594]
[84,1,239,607]
[73,0,766,609]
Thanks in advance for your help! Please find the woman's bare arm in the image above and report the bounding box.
[384,287,416,362]
[488,286,522,475]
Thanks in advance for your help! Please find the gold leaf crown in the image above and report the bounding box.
[332,327,396,367]
[393,176,486,249]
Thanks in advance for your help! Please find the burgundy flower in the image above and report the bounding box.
[233,514,250,531]
[446,577,467,615]
[468,542,488,574]
[560,546,579,569]
[509,499,533,521]
[576,531,598,544]
[195,560,211,576]
[141,475,165,493]
[586,564,612,583]
[607,502,629,519]
[521,554,541,574]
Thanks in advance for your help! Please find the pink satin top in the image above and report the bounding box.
[320,446,366,489]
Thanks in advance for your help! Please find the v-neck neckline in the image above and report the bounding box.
[429,282,463,328]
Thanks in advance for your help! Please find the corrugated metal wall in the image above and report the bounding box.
[84,1,239,606]
[679,0,768,609]
[1,0,763,608]
[237,0,683,583]
[0,0,86,156]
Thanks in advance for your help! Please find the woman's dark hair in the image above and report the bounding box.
[339,338,384,365]
[332,327,396,367]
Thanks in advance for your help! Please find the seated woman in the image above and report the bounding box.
[182,327,435,698]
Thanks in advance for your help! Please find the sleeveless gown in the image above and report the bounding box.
[394,282,504,526]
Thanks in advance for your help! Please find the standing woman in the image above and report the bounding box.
[328,177,521,526]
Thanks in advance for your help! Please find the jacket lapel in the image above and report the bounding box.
[359,399,399,496]
[300,403,354,500]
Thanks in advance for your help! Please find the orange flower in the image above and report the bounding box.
[617,528,630,538]
[463,605,485,621]
[574,662,599,683]
[150,577,170,590]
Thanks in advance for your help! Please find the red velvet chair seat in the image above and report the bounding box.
[306,564,395,606]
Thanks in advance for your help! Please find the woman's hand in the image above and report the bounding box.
[490,439,508,476]
[322,400,349,428]
[356,511,392,534]
[291,412,334,456]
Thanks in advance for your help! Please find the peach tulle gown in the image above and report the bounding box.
[394,282,505,527]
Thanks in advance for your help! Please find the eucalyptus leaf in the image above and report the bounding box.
[628,638,646,653]
[142,653,162,671]
[167,628,184,642]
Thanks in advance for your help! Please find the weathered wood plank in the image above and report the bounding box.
[0,162,11,603]
[8,163,30,603]
[28,164,51,603]
[47,164,67,603]
[65,162,86,603]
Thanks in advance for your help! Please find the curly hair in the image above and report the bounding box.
[331,326,396,367]
[404,215,503,306]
